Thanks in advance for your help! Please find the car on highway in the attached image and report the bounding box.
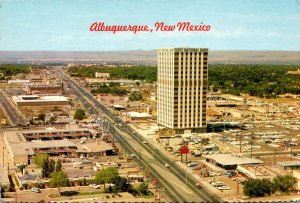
[88,184,101,189]
[195,183,202,188]
[187,162,197,167]
[30,188,41,193]
[143,140,148,144]
[165,163,170,168]
[130,154,136,158]
[217,185,231,190]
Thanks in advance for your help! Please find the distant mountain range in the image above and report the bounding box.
[0,50,299,65]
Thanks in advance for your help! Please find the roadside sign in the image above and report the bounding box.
[179,145,190,154]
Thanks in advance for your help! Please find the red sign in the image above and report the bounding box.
[152,178,159,185]
[179,145,190,154]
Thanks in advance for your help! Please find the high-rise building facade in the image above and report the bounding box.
[157,48,208,133]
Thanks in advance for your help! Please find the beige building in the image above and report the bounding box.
[157,48,208,133]
[95,72,110,79]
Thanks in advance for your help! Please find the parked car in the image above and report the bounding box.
[30,188,41,193]
[217,186,231,190]
[89,184,100,189]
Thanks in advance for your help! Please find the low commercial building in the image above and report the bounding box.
[127,112,150,121]
[226,109,255,119]
[95,72,110,79]
[207,95,227,101]
[3,128,102,164]
[293,170,300,191]
[237,164,287,180]
[204,154,263,170]
[12,95,71,116]
[277,161,300,170]
[12,95,70,107]
[4,128,97,141]
[27,84,63,95]
[76,140,114,157]
[8,80,30,85]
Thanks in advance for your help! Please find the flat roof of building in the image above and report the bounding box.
[158,48,208,52]
[12,95,69,102]
[4,128,92,142]
[277,161,300,167]
[238,164,287,179]
[10,139,76,156]
[204,154,263,166]
[76,140,113,153]
[127,112,150,118]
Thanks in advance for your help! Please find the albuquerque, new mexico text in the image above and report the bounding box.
[90,21,211,34]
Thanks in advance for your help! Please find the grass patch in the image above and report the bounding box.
[77,191,105,196]
[137,195,155,199]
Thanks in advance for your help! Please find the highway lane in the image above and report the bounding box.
[111,122,203,202]
[60,71,221,202]
[0,89,26,126]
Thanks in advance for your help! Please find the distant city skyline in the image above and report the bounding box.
[0,0,299,51]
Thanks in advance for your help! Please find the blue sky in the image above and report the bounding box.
[0,0,299,51]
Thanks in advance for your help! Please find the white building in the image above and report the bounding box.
[12,95,70,106]
[157,48,208,134]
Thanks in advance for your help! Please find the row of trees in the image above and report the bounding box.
[33,154,62,178]
[91,84,128,96]
[243,175,296,197]
[209,64,300,98]
[94,168,149,196]
[68,64,300,98]
[0,64,30,79]
[129,93,143,101]
[68,65,157,83]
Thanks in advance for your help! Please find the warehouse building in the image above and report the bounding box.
[3,128,102,164]
[12,95,70,106]
[204,154,263,170]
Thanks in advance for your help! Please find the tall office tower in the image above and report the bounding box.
[157,48,208,134]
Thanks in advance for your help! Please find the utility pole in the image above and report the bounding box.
[250,135,254,158]
[250,141,253,158]
[274,148,277,165]
[2,146,4,167]
[185,151,188,165]
[139,150,142,168]
[239,133,242,153]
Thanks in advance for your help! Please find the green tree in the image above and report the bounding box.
[55,159,62,172]
[34,154,49,168]
[17,163,27,174]
[273,175,295,194]
[37,113,46,121]
[49,116,57,124]
[50,171,69,195]
[94,168,119,189]
[113,176,130,193]
[137,182,148,196]
[39,156,56,178]
[243,179,275,197]
[129,93,143,101]
[41,158,49,178]
[74,109,85,120]
[49,159,56,175]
